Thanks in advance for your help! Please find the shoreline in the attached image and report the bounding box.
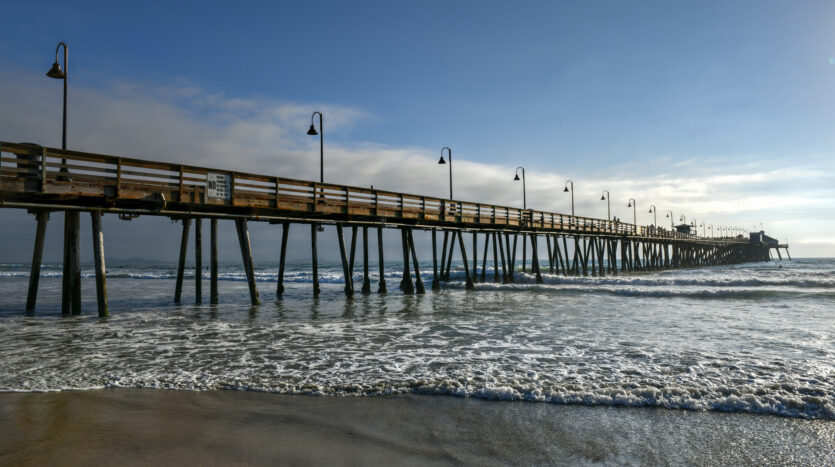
[1,388,832,465]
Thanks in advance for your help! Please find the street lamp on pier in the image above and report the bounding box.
[648,205,657,227]
[627,198,637,226]
[513,167,526,209]
[514,167,527,272]
[306,111,324,183]
[563,180,574,217]
[600,190,610,221]
[438,147,453,199]
[665,211,674,230]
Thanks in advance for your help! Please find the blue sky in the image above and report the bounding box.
[0,0,833,259]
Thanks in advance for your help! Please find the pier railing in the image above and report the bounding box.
[0,141,739,243]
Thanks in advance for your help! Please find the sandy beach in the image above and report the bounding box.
[1,389,832,466]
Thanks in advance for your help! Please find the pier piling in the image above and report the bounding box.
[311,224,320,296]
[361,226,371,294]
[408,229,425,294]
[210,219,218,304]
[276,222,289,298]
[235,218,259,305]
[90,210,108,317]
[456,231,475,290]
[377,227,386,293]
[174,218,191,304]
[195,218,202,304]
[25,211,48,314]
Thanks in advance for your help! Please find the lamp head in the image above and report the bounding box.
[600,195,606,201]
[563,186,569,192]
[46,62,65,79]
[648,208,652,213]
[307,124,318,136]
[438,156,446,165]
[513,174,520,181]
[627,201,632,208]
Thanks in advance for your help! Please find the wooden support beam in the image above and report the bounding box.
[61,211,82,315]
[579,237,589,276]
[400,228,414,294]
[554,235,567,276]
[408,229,425,294]
[90,211,109,317]
[311,224,321,296]
[431,229,440,291]
[456,231,475,290]
[336,224,354,297]
[377,227,387,293]
[276,222,289,298]
[439,231,449,281]
[361,226,371,293]
[61,212,71,315]
[480,232,490,283]
[69,211,81,315]
[472,232,478,283]
[596,238,605,276]
[589,237,597,276]
[235,218,259,305]
[521,233,527,273]
[444,231,456,281]
[348,226,358,276]
[194,218,202,304]
[620,238,628,272]
[174,218,191,303]
[546,234,554,273]
[530,234,543,284]
[488,232,498,283]
[572,236,581,275]
[210,219,218,304]
[508,234,518,282]
[561,236,570,276]
[497,232,507,283]
[25,211,48,314]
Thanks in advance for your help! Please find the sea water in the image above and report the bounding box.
[0,258,832,420]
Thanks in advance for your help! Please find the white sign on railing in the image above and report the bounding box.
[206,172,231,199]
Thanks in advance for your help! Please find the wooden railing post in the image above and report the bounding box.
[345,186,350,213]
[178,165,184,202]
[116,157,122,198]
[41,147,47,192]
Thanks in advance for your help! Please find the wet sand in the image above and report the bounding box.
[1,389,832,466]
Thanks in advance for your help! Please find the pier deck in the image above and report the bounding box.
[0,141,783,316]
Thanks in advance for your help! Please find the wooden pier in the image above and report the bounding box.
[0,141,786,316]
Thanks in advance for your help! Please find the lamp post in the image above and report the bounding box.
[46,42,68,152]
[648,205,657,227]
[513,167,526,209]
[514,167,527,272]
[600,190,610,221]
[563,180,574,217]
[47,41,79,315]
[708,224,713,238]
[306,111,324,183]
[627,198,636,226]
[438,147,453,199]
[699,223,705,237]
[665,210,674,230]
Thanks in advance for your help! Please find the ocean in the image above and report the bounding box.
[0,258,833,463]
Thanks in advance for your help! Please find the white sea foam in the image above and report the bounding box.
[0,259,832,420]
